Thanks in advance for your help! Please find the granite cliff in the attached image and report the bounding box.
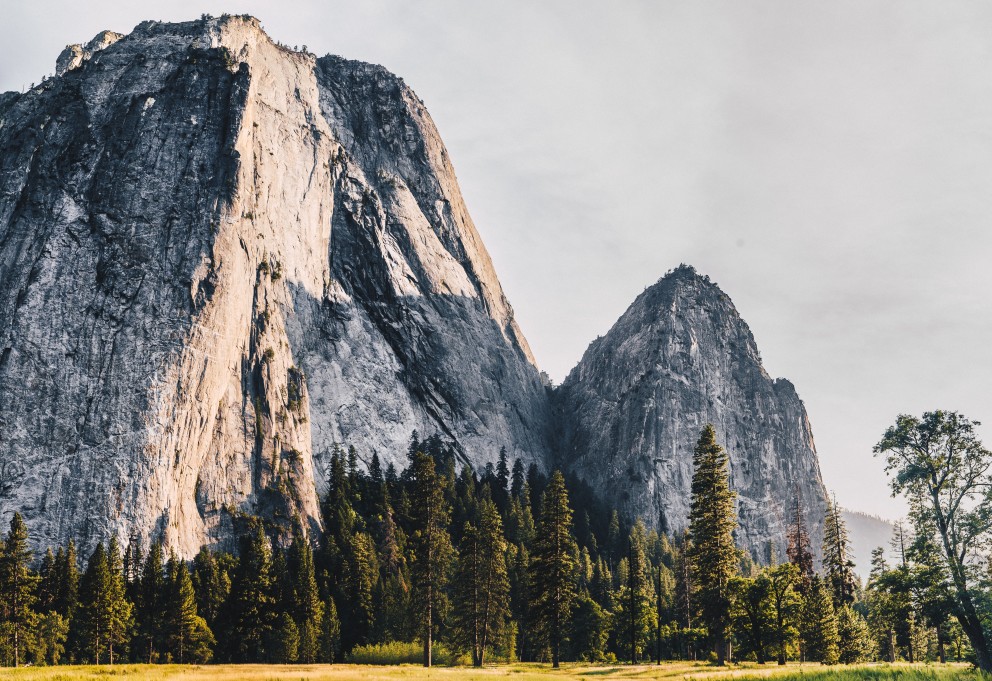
[0,16,828,560]
[556,266,828,561]
[0,16,549,556]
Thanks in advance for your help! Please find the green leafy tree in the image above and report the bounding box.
[568,594,610,661]
[875,410,992,671]
[687,425,739,665]
[730,573,774,663]
[409,451,454,667]
[451,499,510,666]
[800,575,839,664]
[0,513,39,667]
[766,562,801,665]
[864,548,898,662]
[529,470,577,668]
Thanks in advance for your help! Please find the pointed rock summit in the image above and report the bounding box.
[556,266,828,560]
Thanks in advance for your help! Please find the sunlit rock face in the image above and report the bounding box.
[0,16,550,557]
[555,266,829,561]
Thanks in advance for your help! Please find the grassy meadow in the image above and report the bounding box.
[1,662,981,681]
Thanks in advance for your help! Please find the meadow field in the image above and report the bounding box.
[1,662,981,681]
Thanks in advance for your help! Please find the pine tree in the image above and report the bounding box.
[529,470,577,668]
[192,547,230,631]
[78,543,110,663]
[287,533,324,663]
[322,596,342,662]
[271,612,299,663]
[509,543,533,661]
[613,520,654,663]
[222,523,276,662]
[0,512,39,667]
[800,575,839,664]
[865,547,898,662]
[451,499,510,666]
[136,542,165,662]
[409,451,454,667]
[37,547,57,613]
[835,604,872,663]
[166,554,209,663]
[103,537,132,665]
[822,495,857,609]
[786,490,815,596]
[687,425,739,665]
[511,458,526,499]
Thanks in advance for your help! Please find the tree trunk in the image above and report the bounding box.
[424,596,432,667]
[715,635,727,666]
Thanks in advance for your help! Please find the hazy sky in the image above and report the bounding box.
[3,1,990,521]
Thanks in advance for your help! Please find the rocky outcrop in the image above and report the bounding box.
[0,16,549,557]
[556,266,829,561]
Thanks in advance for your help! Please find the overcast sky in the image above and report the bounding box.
[3,1,990,522]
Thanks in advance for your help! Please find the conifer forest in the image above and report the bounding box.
[1,413,989,673]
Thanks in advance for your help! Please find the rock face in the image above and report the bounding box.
[0,16,549,557]
[556,266,829,561]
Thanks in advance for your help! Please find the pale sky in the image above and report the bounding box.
[3,1,990,522]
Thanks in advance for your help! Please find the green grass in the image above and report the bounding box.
[1,662,981,681]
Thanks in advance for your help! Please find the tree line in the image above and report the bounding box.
[1,412,990,670]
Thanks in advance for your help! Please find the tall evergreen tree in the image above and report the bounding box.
[222,523,276,662]
[800,575,839,664]
[166,554,211,663]
[786,490,815,596]
[409,451,454,667]
[822,495,857,609]
[78,543,110,664]
[529,470,577,668]
[136,542,165,662]
[614,520,654,663]
[191,547,230,631]
[0,513,39,667]
[103,537,132,664]
[322,596,342,663]
[287,533,324,663]
[451,499,510,666]
[687,425,739,665]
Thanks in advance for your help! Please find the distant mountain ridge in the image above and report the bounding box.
[843,509,897,579]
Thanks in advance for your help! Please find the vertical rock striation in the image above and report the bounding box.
[556,266,829,561]
[0,16,549,557]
